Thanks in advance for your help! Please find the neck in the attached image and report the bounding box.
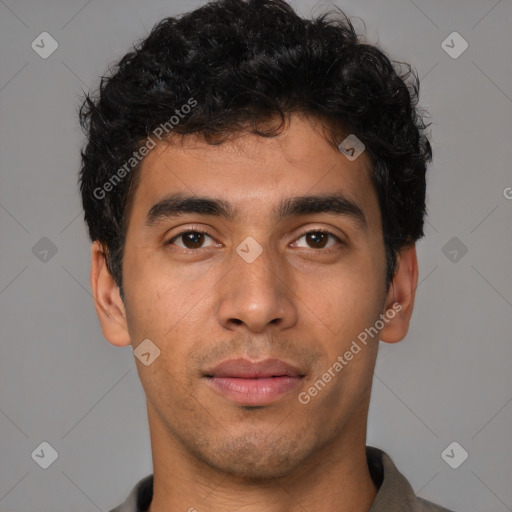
[147,403,378,512]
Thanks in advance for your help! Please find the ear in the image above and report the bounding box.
[379,244,419,344]
[90,241,131,347]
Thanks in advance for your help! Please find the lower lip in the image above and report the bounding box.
[205,376,303,405]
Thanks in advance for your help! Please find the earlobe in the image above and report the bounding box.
[379,244,419,344]
[90,241,131,347]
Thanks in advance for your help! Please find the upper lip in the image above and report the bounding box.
[205,358,304,378]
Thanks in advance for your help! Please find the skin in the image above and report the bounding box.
[91,114,418,512]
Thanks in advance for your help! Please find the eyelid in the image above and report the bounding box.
[293,222,347,240]
[296,227,342,238]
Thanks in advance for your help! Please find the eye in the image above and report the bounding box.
[292,230,342,250]
[167,230,217,250]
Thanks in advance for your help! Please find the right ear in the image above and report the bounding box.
[90,241,131,347]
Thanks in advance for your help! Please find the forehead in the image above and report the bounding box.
[127,116,380,230]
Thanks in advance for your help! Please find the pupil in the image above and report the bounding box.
[184,232,204,248]
[307,232,327,248]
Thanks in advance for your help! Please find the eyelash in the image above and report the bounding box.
[166,228,344,253]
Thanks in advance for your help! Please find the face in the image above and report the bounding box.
[95,115,413,479]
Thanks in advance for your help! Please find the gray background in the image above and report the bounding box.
[1,0,511,510]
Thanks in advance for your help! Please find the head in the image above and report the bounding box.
[80,0,431,479]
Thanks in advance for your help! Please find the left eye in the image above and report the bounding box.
[293,231,341,249]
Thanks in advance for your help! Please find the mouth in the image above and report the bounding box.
[203,358,305,406]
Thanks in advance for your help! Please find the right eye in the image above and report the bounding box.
[166,230,219,251]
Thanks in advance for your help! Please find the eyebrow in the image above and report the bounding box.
[145,192,368,230]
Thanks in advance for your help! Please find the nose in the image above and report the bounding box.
[216,243,298,333]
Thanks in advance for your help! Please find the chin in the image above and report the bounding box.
[198,432,311,480]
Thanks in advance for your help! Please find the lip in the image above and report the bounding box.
[205,357,304,378]
[204,358,305,406]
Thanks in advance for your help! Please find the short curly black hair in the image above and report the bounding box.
[79,0,431,300]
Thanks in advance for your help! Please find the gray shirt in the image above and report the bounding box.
[109,446,456,512]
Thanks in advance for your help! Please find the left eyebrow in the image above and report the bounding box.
[275,193,368,231]
[145,192,367,231]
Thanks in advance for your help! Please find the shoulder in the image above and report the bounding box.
[107,474,154,512]
[366,446,458,512]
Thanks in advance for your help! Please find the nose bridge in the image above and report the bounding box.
[235,239,279,292]
[216,238,297,332]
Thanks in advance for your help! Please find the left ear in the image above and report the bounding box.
[379,244,419,344]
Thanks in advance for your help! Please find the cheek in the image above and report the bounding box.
[298,253,385,336]
[123,247,191,332]
[123,251,216,377]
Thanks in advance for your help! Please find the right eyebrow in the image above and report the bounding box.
[145,193,235,228]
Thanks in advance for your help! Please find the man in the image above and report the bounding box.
[79,0,455,510]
